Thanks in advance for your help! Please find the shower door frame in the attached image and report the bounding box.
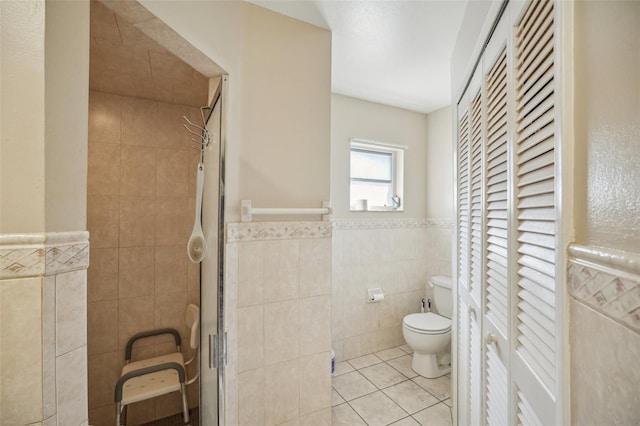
[201,74,229,426]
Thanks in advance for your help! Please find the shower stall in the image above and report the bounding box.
[85,1,229,423]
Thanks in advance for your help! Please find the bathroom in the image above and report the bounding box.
[83,0,455,423]
[2,0,640,425]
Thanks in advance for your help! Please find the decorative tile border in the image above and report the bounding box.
[226,221,332,243]
[568,244,640,334]
[0,231,90,279]
[331,218,453,230]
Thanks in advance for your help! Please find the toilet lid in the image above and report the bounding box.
[404,312,451,334]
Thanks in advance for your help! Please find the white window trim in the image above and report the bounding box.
[349,138,407,212]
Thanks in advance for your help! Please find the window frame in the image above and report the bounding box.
[349,138,406,212]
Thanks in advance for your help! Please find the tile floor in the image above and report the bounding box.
[332,345,452,426]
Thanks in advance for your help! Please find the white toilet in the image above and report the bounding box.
[402,275,452,378]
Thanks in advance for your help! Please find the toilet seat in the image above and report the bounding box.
[403,312,451,335]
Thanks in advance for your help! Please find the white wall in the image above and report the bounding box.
[330,95,454,361]
[0,1,90,424]
[0,0,89,233]
[574,0,640,252]
[426,106,454,219]
[570,2,640,424]
[331,94,430,218]
[450,0,494,101]
[332,221,452,362]
[140,0,331,221]
[0,0,46,233]
[45,0,90,232]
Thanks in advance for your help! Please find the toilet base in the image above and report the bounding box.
[411,352,451,379]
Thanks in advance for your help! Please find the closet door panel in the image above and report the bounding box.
[483,41,510,426]
[456,61,483,424]
[456,103,472,426]
[458,108,471,295]
[469,92,484,308]
[457,298,471,426]
[513,0,558,400]
[455,1,564,424]
[484,47,509,340]
[486,339,508,426]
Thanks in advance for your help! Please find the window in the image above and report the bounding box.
[349,138,405,211]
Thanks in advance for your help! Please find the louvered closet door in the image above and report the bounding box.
[456,65,483,426]
[483,13,510,423]
[468,90,483,426]
[512,0,560,423]
[455,102,471,426]
[454,0,564,425]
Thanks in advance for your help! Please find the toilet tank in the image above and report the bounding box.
[429,275,453,318]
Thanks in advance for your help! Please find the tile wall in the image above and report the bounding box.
[225,221,333,426]
[90,0,210,107]
[332,219,453,361]
[567,244,640,424]
[86,91,204,425]
[0,232,90,425]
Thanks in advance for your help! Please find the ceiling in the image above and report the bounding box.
[90,0,209,107]
[248,0,468,114]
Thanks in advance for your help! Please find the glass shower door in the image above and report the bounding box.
[200,75,227,425]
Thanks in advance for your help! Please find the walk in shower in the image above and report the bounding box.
[85,1,228,424]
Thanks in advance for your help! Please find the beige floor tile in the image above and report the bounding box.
[412,403,452,426]
[332,389,345,407]
[349,391,408,426]
[412,375,452,401]
[382,380,440,414]
[399,344,413,354]
[387,355,419,379]
[332,403,367,426]
[375,347,407,361]
[347,353,383,370]
[332,371,377,402]
[334,361,355,376]
[390,417,421,426]
[443,398,452,407]
[359,363,408,389]
[300,408,332,426]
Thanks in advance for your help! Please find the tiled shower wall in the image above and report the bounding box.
[567,244,640,424]
[86,91,203,425]
[225,222,333,426]
[332,219,453,361]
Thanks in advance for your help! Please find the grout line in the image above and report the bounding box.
[332,349,453,425]
[345,399,370,426]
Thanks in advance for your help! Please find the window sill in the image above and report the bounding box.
[350,206,403,212]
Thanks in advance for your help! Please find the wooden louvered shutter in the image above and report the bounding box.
[456,106,471,426]
[468,91,483,426]
[483,43,510,426]
[510,0,562,424]
[486,340,508,425]
[469,311,482,425]
[458,109,471,293]
[456,64,483,425]
[470,92,483,306]
[513,0,557,401]
[516,391,544,426]
[485,49,509,338]
[455,1,564,424]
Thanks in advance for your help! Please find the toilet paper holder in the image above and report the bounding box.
[367,288,385,303]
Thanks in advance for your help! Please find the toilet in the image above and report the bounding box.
[402,275,452,378]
